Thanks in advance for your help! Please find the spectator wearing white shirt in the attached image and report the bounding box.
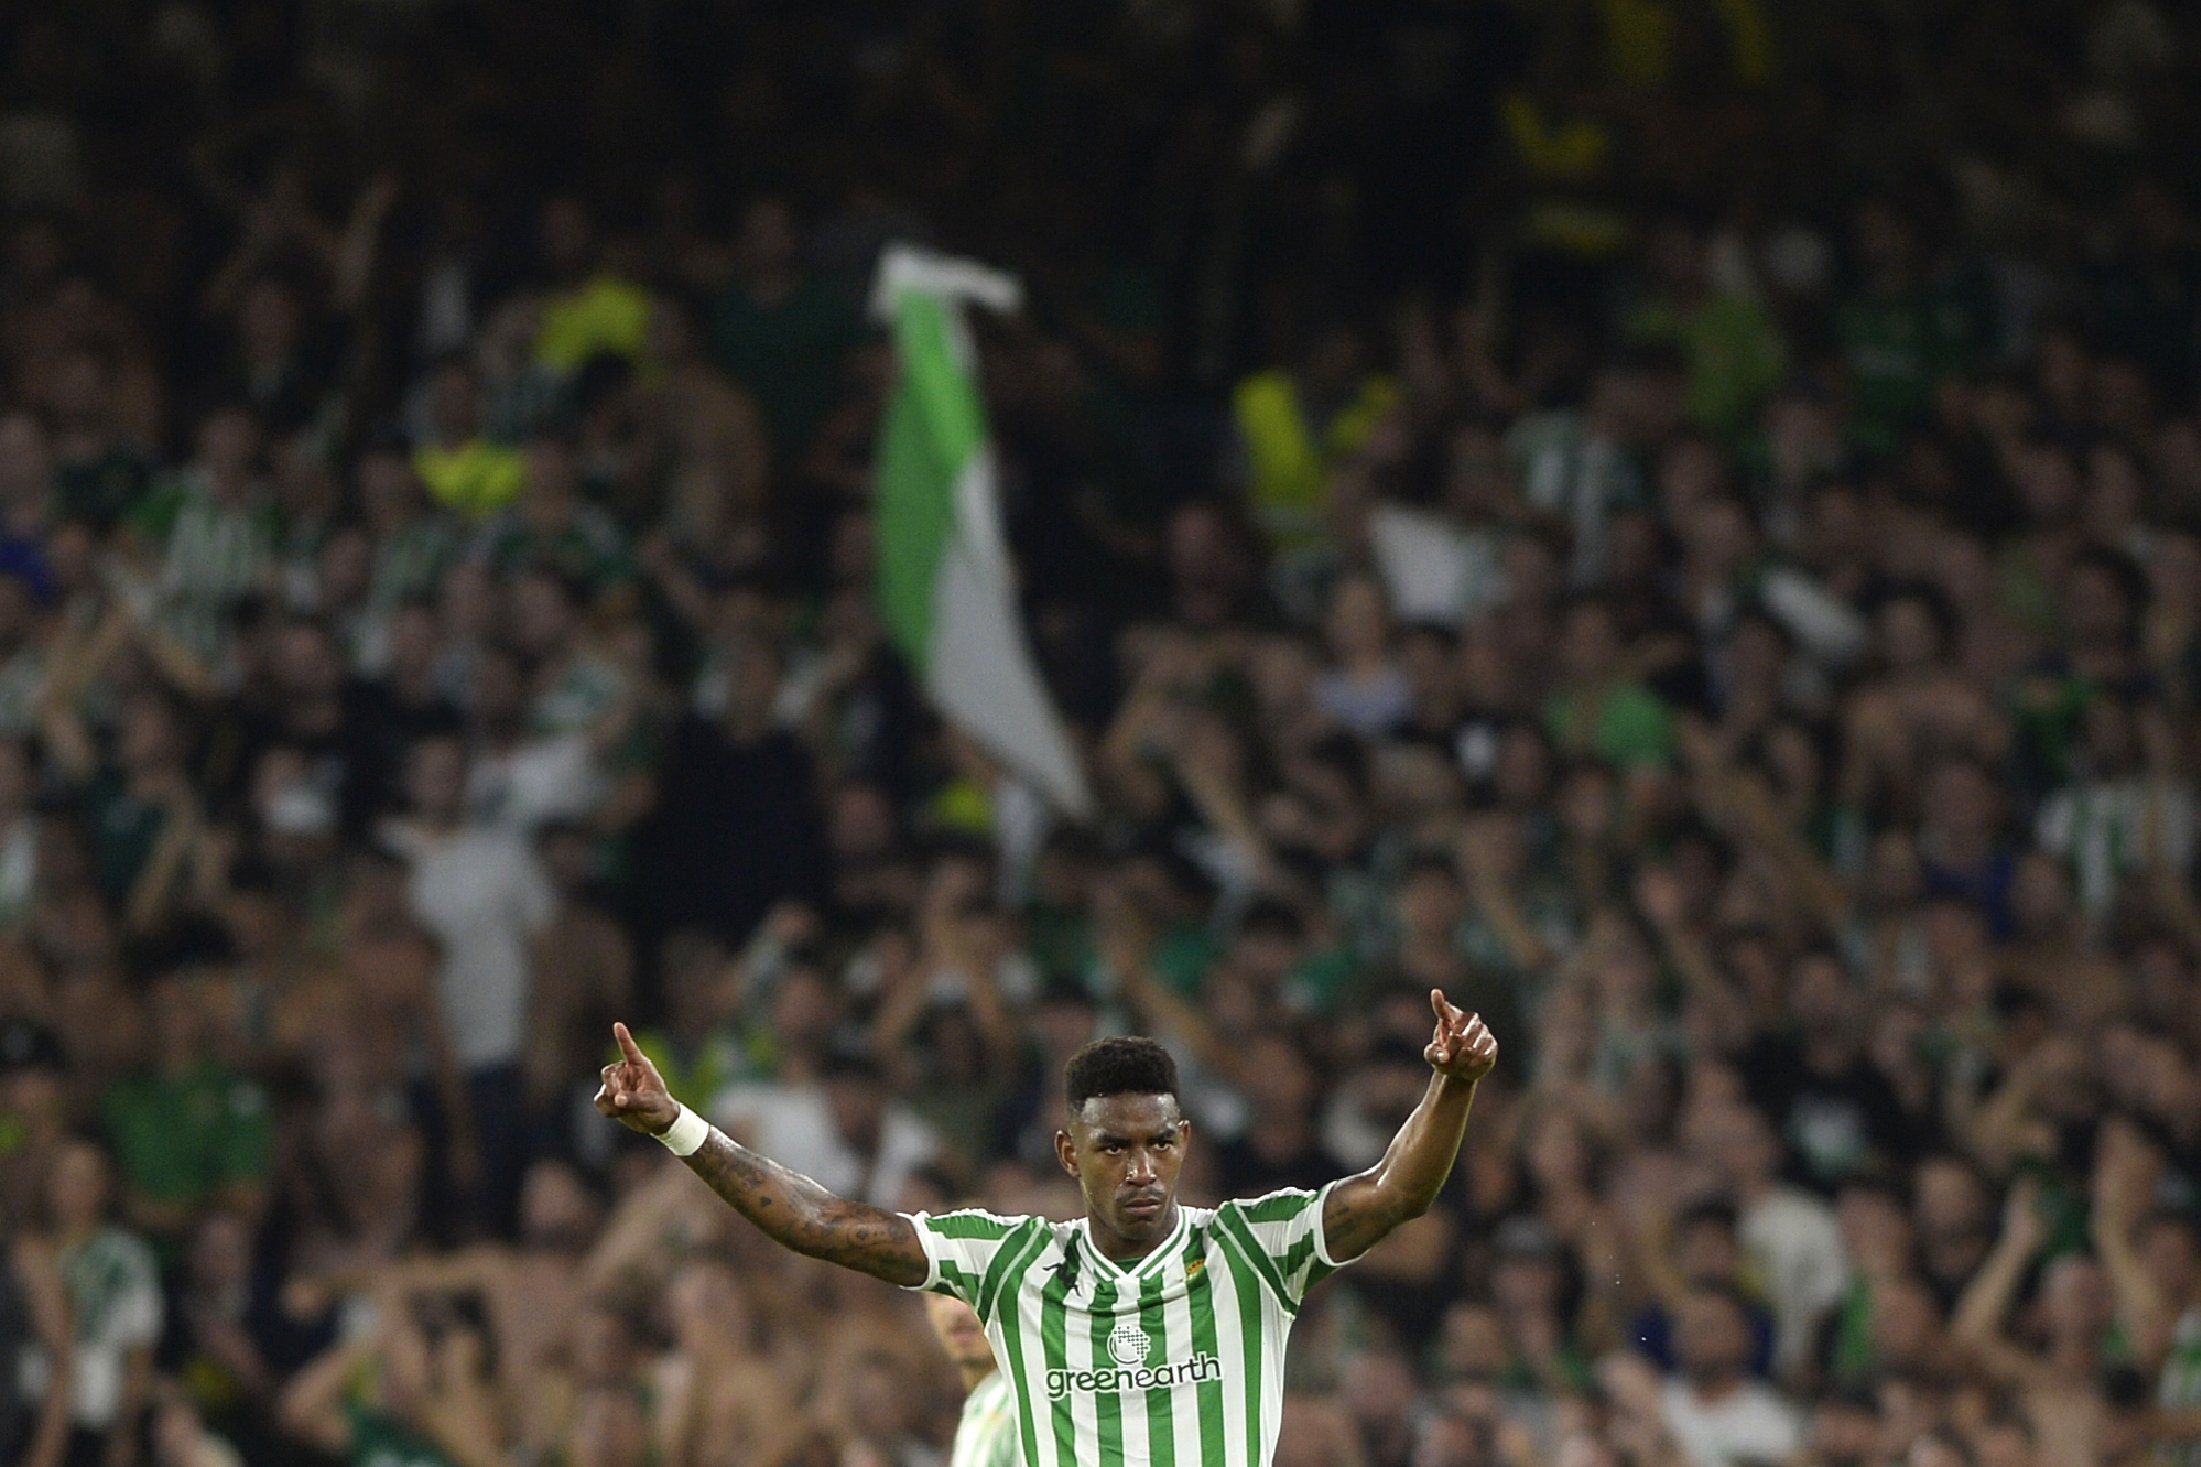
[1311,573,1412,738]
[383,734,554,1236]
[47,1139,161,1467]
[1659,1289,1803,1467]
[0,739,39,929]
[463,642,604,835]
[1695,1102,1849,1383]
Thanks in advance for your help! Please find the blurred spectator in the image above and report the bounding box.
[153,1208,319,1466]
[1627,1200,1777,1380]
[711,199,861,471]
[275,1286,500,1467]
[47,351,149,533]
[1691,1101,1846,1382]
[0,1203,73,1467]
[412,361,522,523]
[146,1382,243,1467]
[382,734,552,1235]
[1656,1290,1802,1466]
[711,1047,940,1210]
[1210,1030,1346,1199]
[639,635,827,948]
[527,198,651,384]
[1228,321,1398,559]
[99,974,271,1246]
[46,1138,162,1467]
[130,406,272,667]
[522,825,632,1158]
[1737,952,1914,1193]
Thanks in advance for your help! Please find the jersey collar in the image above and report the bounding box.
[1078,1203,1188,1283]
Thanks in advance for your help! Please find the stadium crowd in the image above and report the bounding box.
[0,1,2199,1465]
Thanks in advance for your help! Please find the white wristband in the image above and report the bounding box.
[656,1104,711,1157]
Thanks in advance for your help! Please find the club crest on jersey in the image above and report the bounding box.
[1109,1319,1150,1367]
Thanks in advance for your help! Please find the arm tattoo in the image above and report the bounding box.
[681,1131,929,1286]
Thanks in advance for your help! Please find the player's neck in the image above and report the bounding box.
[1086,1203,1177,1264]
[959,1361,997,1391]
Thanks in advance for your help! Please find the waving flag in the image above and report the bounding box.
[871,246,1094,818]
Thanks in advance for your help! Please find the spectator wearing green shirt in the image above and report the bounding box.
[711,199,862,470]
[44,691,201,933]
[48,349,151,533]
[1835,200,1981,456]
[98,973,272,1245]
[277,1294,500,1467]
[1544,593,1678,770]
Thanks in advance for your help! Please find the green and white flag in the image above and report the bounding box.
[871,245,1094,818]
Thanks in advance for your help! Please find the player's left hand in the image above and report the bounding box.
[1426,990,1498,1082]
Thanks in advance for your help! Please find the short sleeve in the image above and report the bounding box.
[1216,1180,1357,1307]
[900,1209,1035,1313]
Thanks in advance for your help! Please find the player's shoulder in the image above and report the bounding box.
[1213,1183,1327,1226]
[1181,1199,1218,1227]
[907,1206,1044,1242]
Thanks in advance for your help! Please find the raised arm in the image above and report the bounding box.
[2092,1122,2176,1367]
[1950,1177,2051,1389]
[594,1024,929,1286]
[1321,992,1498,1263]
[277,1335,376,1455]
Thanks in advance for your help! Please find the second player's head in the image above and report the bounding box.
[1056,1036,1189,1249]
[922,1290,996,1379]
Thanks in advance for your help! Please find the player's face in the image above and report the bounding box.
[923,1292,995,1373]
[1059,1093,1190,1247]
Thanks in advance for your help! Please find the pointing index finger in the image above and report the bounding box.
[613,1022,645,1068]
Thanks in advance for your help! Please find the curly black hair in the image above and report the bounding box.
[1063,1036,1179,1112]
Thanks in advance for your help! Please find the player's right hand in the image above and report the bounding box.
[1426,989,1498,1083]
[595,1022,681,1135]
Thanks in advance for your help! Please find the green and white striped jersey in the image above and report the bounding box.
[904,1183,1357,1467]
[949,1371,1019,1467]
